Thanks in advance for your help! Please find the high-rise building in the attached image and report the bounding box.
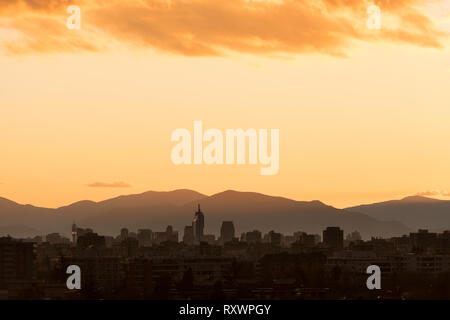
[76,227,91,235]
[346,231,362,242]
[220,221,235,245]
[71,222,77,244]
[120,228,129,240]
[183,226,194,245]
[137,229,153,247]
[323,227,344,249]
[293,231,317,247]
[165,225,179,243]
[46,233,70,245]
[410,229,437,251]
[201,234,216,245]
[153,225,179,244]
[266,230,281,246]
[0,237,34,283]
[77,232,106,249]
[192,204,204,244]
[242,230,262,244]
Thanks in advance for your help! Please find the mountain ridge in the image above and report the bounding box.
[346,195,450,231]
[0,189,410,239]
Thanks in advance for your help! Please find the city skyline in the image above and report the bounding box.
[20,200,450,243]
[3,191,450,301]
[3,188,450,241]
[4,213,450,300]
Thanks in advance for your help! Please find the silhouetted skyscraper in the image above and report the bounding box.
[183,226,194,245]
[242,230,262,244]
[77,232,106,249]
[71,222,77,244]
[165,225,179,243]
[220,221,235,244]
[346,230,362,242]
[121,228,129,240]
[153,226,179,244]
[0,237,34,283]
[266,230,281,246]
[323,227,344,249]
[137,229,153,247]
[192,204,204,244]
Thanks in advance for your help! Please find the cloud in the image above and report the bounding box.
[415,190,450,197]
[0,0,81,12]
[0,0,448,56]
[1,15,100,54]
[87,181,132,188]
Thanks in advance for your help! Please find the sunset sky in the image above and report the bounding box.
[1,0,450,209]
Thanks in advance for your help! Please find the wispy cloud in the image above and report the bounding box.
[415,190,450,197]
[0,0,448,56]
[87,181,131,188]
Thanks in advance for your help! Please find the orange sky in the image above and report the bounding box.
[1,0,450,209]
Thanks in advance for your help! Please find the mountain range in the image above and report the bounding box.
[346,196,450,232]
[0,190,447,239]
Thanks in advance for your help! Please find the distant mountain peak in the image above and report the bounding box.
[212,190,266,197]
[140,189,204,196]
[210,190,297,203]
[401,195,442,203]
[309,199,326,206]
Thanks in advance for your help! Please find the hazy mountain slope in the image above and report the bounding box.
[0,225,41,238]
[55,189,206,220]
[0,190,409,238]
[0,190,206,235]
[0,197,56,230]
[346,196,450,230]
[177,190,409,239]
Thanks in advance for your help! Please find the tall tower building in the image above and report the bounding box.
[192,204,204,244]
[71,222,77,244]
[220,221,235,244]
